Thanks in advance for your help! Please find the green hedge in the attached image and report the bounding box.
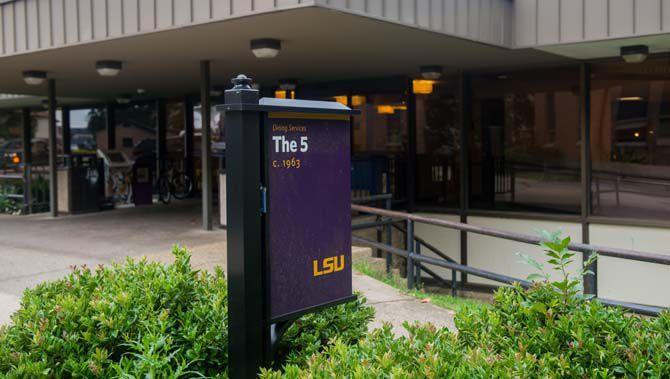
[0,247,374,378]
[2,237,669,378]
[262,232,670,378]
[263,284,670,378]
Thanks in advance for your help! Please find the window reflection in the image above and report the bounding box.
[114,103,157,161]
[415,79,461,208]
[471,68,581,214]
[591,57,670,220]
[352,93,408,201]
[70,107,105,154]
[0,110,25,174]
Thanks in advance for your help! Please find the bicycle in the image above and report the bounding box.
[156,161,193,204]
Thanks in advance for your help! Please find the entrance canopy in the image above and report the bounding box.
[0,7,569,101]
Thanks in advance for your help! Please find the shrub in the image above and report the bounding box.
[262,232,670,378]
[0,247,374,378]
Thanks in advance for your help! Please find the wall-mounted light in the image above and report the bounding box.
[116,94,132,104]
[251,38,281,59]
[274,90,295,99]
[618,96,645,101]
[412,79,435,95]
[96,60,123,76]
[376,104,407,115]
[620,45,649,63]
[278,79,297,91]
[420,65,443,80]
[23,70,47,86]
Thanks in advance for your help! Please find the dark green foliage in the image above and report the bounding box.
[276,297,374,367]
[0,247,228,378]
[0,247,374,378]
[262,285,670,378]
[0,194,21,214]
[262,231,670,378]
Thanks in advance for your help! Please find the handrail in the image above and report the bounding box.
[352,204,670,266]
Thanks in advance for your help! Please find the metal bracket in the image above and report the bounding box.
[260,186,268,213]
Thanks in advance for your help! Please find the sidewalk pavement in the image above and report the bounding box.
[1,207,456,333]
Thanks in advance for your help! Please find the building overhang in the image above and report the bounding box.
[0,7,571,101]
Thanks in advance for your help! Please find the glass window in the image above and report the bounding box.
[470,67,581,214]
[352,93,408,201]
[114,103,157,160]
[590,57,670,220]
[166,101,185,161]
[30,108,61,167]
[415,78,461,208]
[70,107,105,154]
[0,110,24,174]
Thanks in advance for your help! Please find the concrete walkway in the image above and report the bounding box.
[0,203,456,334]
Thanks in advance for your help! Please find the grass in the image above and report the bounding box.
[353,259,487,313]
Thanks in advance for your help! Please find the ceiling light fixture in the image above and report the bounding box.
[96,60,123,76]
[116,94,132,104]
[23,71,47,86]
[420,65,443,80]
[210,86,224,97]
[620,45,649,63]
[251,38,281,58]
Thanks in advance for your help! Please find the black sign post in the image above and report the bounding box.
[223,75,357,379]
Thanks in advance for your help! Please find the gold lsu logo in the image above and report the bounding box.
[313,255,345,277]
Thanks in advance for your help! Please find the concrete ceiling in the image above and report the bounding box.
[0,7,573,101]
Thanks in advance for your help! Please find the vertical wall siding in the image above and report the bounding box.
[515,0,670,47]
[0,0,309,56]
[317,0,514,47]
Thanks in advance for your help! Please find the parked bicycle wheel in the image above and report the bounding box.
[157,176,172,204]
[172,172,193,200]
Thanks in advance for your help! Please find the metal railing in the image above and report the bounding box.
[351,195,667,316]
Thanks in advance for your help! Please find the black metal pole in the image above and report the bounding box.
[47,79,58,217]
[580,62,597,296]
[406,78,417,211]
[459,72,472,287]
[21,108,32,214]
[156,99,167,175]
[200,61,213,230]
[62,106,71,155]
[224,75,267,379]
[184,95,195,183]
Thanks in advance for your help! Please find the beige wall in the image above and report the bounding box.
[466,216,583,286]
[591,224,670,307]
[411,212,670,308]
[416,215,583,286]
[414,213,461,281]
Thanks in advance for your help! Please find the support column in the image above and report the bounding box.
[106,102,116,150]
[156,99,167,175]
[21,108,32,214]
[459,72,472,287]
[406,78,417,211]
[580,62,597,296]
[47,79,58,217]
[200,60,213,230]
[62,106,71,155]
[184,95,195,183]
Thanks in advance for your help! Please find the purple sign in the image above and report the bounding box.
[266,112,352,320]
